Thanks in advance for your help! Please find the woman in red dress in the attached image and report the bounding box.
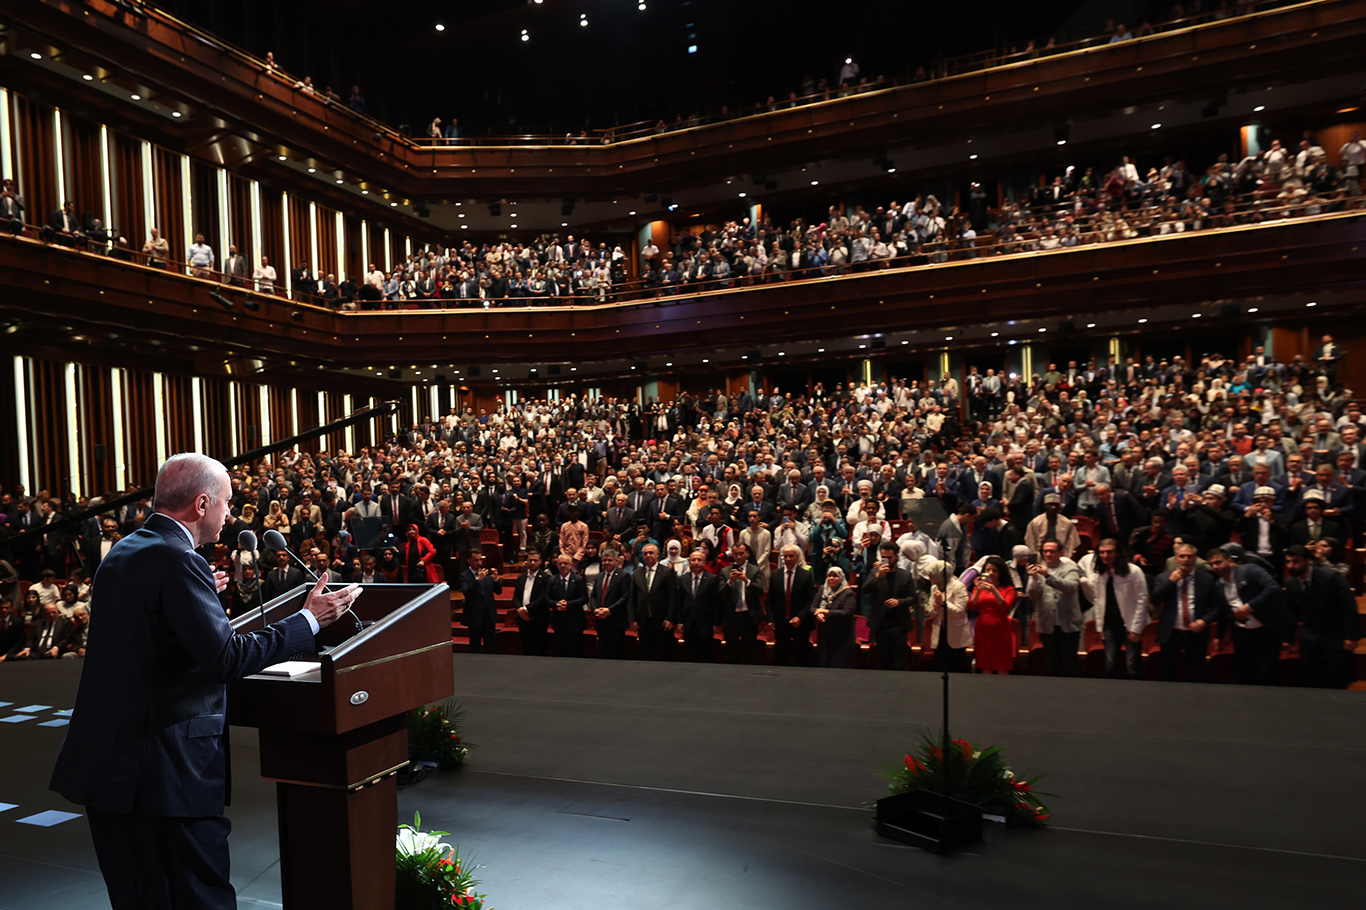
[970,555,1016,674]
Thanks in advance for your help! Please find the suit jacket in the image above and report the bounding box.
[1224,563,1294,639]
[1288,517,1345,547]
[589,568,630,628]
[602,505,637,537]
[262,564,306,600]
[627,563,677,624]
[459,568,503,628]
[1286,567,1360,642]
[672,570,721,627]
[863,565,917,633]
[50,513,315,815]
[546,571,589,630]
[771,563,818,624]
[717,562,765,622]
[1090,491,1146,542]
[1150,568,1224,645]
[512,569,550,623]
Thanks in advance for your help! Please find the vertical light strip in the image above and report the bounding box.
[227,381,239,458]
[12,357,31,493]
[0,89,13,186]
[334,211,345,281]
[343,394,355,452]
[410,386,419,427]
[1021,344,1033,381]
[1109,336,1122,364]
[308,202,319,280]
[216,167,230,258]
[316,391,327,450]
[290,388,299,436]
[180,155,193,274]
[99,126,114,233]
[939,351,951,378]
[259,386,272,447]
[64,363,81,499]
[141,141,156,241]
[430,386,439,422]
[404,236,412,259]
[361,220,370,276]
[52,109,67,205]
[152,373,167,465]
[110,368,126,488]
[249,180,263,276]
[383,228,392,271]
[191,377,205,453]
[281,192,293,297]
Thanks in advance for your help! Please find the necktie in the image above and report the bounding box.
[601,572,611,607]
[1109,504,1118,533]
[1180,576,1191,628]
[40,623,54,649]
[692,574,699,598]
[1311,522,1321,540]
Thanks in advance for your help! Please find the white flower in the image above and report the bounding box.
[1003,769,1015,780]
[396,827,451,858]
[972,751,981,760]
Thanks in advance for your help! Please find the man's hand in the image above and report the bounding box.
[1169,569,1186,584]
[213,569,230,594]
[45,646,59,658]
[594,606,610,619]
[1127,631,1142,644]
[302,576,360,629]
[789,616,802,627]
[1190,619,1207,633]
[884,597,899,608]
[663,620,674,631]
[516,607,530,621]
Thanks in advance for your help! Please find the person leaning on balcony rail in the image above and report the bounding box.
[187,233,215,279]
[142,227,169,269]
[1,177,25,234]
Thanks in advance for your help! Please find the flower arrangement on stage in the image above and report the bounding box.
[885,732,1050,827]
[407,701,473,768]
[396,812,490,909]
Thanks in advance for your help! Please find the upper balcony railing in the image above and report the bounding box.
[72,0,1312,150]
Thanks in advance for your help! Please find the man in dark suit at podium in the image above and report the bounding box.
[50,452,356,910]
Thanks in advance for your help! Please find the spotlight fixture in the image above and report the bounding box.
[210,290,233,310]
[82,74,93,81]
[1053,122,1070,145]
[30,52,41,60]
[521,29,529,42]
[242,298,260,312]
[580,13,589,27]
[290,310,304,321]
[435,23,445,31]
[171,111,182,118]
[130,93,141,101]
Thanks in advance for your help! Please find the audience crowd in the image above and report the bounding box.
[1,340,1359,687]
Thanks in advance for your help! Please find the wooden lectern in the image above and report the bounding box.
[229,583,453,909]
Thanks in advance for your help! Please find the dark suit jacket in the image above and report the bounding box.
[50,513,314,815]
[863,566,917,633]
[1090,491,1146,542]
[1226,563,1295,639]
[672,570,720,628]
[589,568,630,628]
[262,565,306,601]
[459,568,503,628]
[546,571,589,630]
[770,564,817,624]
[1286,567,1360,642]
[627,563,676,624]
[1288,517,1346,547]
[511,569,550,623]
[717,562,765,622]
[603,506,637,538]
[1150,568,1224,645]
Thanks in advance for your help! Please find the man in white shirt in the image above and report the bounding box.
[188,233,215,279]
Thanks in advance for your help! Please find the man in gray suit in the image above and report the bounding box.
[50,453,356,910]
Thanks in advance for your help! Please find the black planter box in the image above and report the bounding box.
[875,789,983,853]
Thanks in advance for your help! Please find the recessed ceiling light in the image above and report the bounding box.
[741,355,748,360]
[82,74,93,81]
[307,167,316,173]
[1192,313,1201,319]
[1254,105,1265,112]
[945,335,954,341]
[570,367,577,371]
[1247,307,1259,313]
[580,14,589,26]
[361,189,368,194]
[969,153,978,160]
[1306,301,1317,307]
[435,23,445,31]
[458,213,465,218]
[701,358,709,363]
[1138,318,1148,324]
[738,192,747,198]
[817,348,825,353]
[990,332,999,337]
[859,344,867,349]
[29,52,41,60]
[666,362,673,366]
[335,178,343,184]
[810,180,819,186]
[391,202,398,207]
[461,225,467,229]
[279,155,287,161]
[561,222,568,227]
[901,340,909,345]
[778,352,786,356]
[1086,322,1096,328]
[1150,123,1161,130]
[1056,139,1066,146]
[1038,327,1047,332]
[171,111,182,118]
[629,210,637,215]
[130,93,141,101]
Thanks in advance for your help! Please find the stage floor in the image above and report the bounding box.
[1,656,1364,909]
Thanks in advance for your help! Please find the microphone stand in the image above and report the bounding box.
[939,534,952,802]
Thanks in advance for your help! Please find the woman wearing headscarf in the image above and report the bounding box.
[401,523,440,584]
[721,483,745,524]
[801,565,857,668]
[805,485,831,525]
[924,558,972,672]
[969,555,1016,675]
[663,538,689,575]
[376,546,402,581]
[229,564,261,617]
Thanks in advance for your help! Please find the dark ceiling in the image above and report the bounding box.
[153,0,1143,137]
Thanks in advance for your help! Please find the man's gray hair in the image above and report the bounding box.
[154,453,228,513]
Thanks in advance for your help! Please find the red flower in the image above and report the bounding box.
[1011,780,1032,793]
[953,738,972,757]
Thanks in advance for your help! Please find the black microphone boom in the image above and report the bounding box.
[262,529,321,583]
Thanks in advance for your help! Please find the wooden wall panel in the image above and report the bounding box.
[227,174,254,264]
[79,365,116,496]
[122,369,159,488]
[13,95,57,220]
[316,206,339,282]
[152,148,187,268]
[109,132,147,257]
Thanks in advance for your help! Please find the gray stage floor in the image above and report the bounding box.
[1,656,1364,909]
